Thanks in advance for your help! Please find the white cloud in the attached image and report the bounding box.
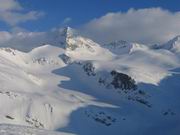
[80,8,180,45]
[0,31,12,42]
[62,17,72,25]
[0,0,44,26]
[0,31,47,51]
[0,0,22,11]
[0,28,64,52]
[0,11,44,26]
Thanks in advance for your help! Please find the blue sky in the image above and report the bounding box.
[0,0,179,31]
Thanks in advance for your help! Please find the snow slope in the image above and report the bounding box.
[0,124,74,135]
[0,27,180,135]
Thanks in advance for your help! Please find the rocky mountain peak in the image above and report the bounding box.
[59,27,76,38]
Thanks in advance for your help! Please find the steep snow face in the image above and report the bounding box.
[103,40,148,55]
[153,36,180,53]
[65,37,114,61]
[0,28,180,135]
[63,27,114,61]
[42,27,114,61]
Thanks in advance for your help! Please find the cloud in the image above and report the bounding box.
[80,8,180,45]
[0,28,65,52]
[0,0,44,26]
[0,31,48,51]
[0,0,22,11]
[0,31,12,43]
[62,17,72,25]
[0,11,44,26]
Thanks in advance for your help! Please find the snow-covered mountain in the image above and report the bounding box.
[103,40,148,55]
[152,35,180,53]
[0,27,180,135]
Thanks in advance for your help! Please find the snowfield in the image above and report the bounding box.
[0,124,75,135]
[0,27,180,135]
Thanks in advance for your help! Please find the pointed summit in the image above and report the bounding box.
[47,26,99,52]
[47,26,77,49]
[59,26,77,38]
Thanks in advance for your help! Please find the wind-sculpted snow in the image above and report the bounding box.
[0,27,180,135]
